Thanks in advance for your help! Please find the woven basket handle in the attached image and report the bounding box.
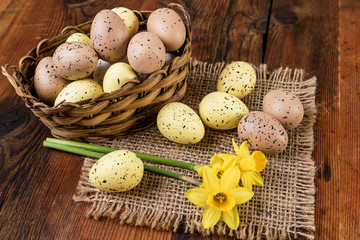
[168,3,191,25]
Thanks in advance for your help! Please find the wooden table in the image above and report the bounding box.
[0,0,359,239]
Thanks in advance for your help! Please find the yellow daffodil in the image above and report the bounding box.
[197,153,236,179]
[186,166,254,230]
[220,139,267,190]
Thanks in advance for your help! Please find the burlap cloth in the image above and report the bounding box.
[73,61,317,239]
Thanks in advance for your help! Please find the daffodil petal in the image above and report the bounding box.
[197,166,205,177]
[222,155,236,169]
[219,154,237,163]
[250,171,264,186]
[203,166,220,193]
[221,166,240,192]
[239,141,250,158]
[202,206,221,229]
[241,171,264,190]
[230,187,254,204]
[186,188,209,207]
[252,151,267,172]
[221,207,239,230]
[210,153,223,169]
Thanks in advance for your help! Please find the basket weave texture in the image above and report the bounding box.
[1,3,191,142]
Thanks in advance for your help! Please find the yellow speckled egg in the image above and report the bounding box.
[103,62,137,93]
[112,7,139,38]
[89,150,144,192]
[217,61,257,99]
[54,79,103,106]
[199,92,249,130]
[157,102,205,144]
[66,33,92,47]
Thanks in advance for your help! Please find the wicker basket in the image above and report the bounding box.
[2,3,191,142]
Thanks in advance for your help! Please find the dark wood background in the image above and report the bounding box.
[0,0,359,239]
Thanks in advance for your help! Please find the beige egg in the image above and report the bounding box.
[112,7,139,38]
[53,41,98,80]
[199,92,249,130]
[103,62,137,93]
[93,59,111,85]
[54,79,103,106]
[66,33,92,47]
[34,57,70,105]
[147,8,186,51]
[91,10,129,62]
[262,89,304,129]
[89,150,144,192]
[157,102,205,144]
[127,32,166,74]
[217,61,257,99]
[238,111,288,155]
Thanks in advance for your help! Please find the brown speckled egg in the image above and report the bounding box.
[34,57,70,105]
[90,10,129,62]
[127,32,165,74]
[238,111,288,155]
[147,8,186,51]
[53,41,98,80]
[262,89,304,129]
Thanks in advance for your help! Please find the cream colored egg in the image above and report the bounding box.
[103,62,137,93]
[217,61,257,99]
[112,7,139,38]
[54,79,103,106]
[199,92,249,130]
[89,150,144,192]
[157,102,205,144]
[66,33,92,47]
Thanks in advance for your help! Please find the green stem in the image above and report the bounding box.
[46,137,203,171]
[43,140,200,186]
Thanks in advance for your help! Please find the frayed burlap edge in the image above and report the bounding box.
[73,61,317,240]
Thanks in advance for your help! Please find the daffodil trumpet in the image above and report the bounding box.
[45,137,202,171]
[43,140,201,186]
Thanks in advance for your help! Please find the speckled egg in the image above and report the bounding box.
[89,150,144,192]
[90,10,129,62]
[66,33,92,47]
[127,32,166,74]
[53,41,98,80]
[157,102,205,144]
[237,111,288,155]
[217,61,257,99]
[199,92,249,130]
[54,79,103,106]
[93,59,111,85]
[262,89,304,129]
[112,7,139,38]
[34,57,70,105]
[103,62,137,93]
[147,8,186,51]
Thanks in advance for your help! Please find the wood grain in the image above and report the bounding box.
[0,0,359,239]
[265,0,360,239]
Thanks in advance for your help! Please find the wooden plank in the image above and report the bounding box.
[338,0,360,239]
[264,0,359,239]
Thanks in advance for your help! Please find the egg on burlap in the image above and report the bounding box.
[237,111,288,155]
[262,89,304,129]
[157,102,205,144]
[89,150,144,192]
